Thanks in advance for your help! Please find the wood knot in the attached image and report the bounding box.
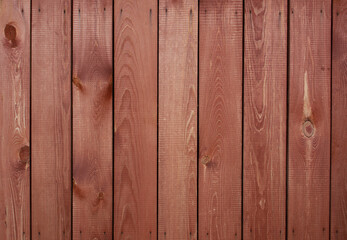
[19,145,30,162]
[4,24,17,47]
[98,192,104,200]
[201,155,211,166]
[72,76,84,91]
[303,120,314,138]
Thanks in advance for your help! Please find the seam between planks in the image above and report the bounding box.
[156,1,160,238]
[329,0,333,239]
[71,0,74,238]
[112,0,115,239]
[30,0,33,238]
[241,0,246,231]
[286,0,290,239]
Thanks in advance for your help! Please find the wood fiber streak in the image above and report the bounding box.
[288,0,331,239]
[0,0,30,239]
[331,0,347,239]
[114,0,157,239]
[72,0,113,238]
[31,1,71,239]
[199,0,242,239]
[158,0,198,239]
[243,1,287,239]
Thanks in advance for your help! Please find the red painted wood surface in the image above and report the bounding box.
[244,0,287,239]
[331,0,347,239]
[31,1,71,239]
[0,0,30,239]
[288,0,331,239]
[72,0,113,238]
[114,0,157,239]
[158,0,198,239]
[199,0,242,239]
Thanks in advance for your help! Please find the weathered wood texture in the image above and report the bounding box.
[158,0,198,239]
[0,0,30,239]
[199,0,242,239]
[331,0,347,239]
[243,0,287,239]
[114,0,157,239]
[72,0,113,238]
[31,1,71,239]
[288,0,331,239]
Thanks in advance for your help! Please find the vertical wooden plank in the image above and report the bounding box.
[72,0,113,238]
[158,0,198,239]
[0,0,30,239]
[114,0,157,239]
[288,0,331,239]
[199,0,242,239]
[331,0,347,239]
[243,0,287,239]
[31,0,71,239]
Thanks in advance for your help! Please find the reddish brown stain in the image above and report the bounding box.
[303,120,314,138]
[73,178,86,199]
[72,76,84,92]
[4,24,17,47]
[19,145,30,162]
[102,75,113,101]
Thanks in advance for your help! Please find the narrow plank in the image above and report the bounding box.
[158,0,198,239]
[72,0,113,238]
[288,0,331,239]
[243,0,287,239]
[114,0,157,239]
[331,0,347,239]
[0,0,30,239]
[31,1,71,239]
[199,0,242,239]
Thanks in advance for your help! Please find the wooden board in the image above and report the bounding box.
[331,0,347,239]
[243,0,287,239]
[72,0,113,238]
[31,1,71,239]
[114,0,157,239]
[0,0,30,239]
[198,0,242,239]
[288,0,331,239]
[158,0,198,239]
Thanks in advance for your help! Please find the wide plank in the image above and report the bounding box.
[114,0,157,239]
[72,0,113,238]
[288,0,331,239]
[158,0,198,239]
[31,0,71,239]
[331,0,347,239]
[0,0,30,239]
[199,0,242,239]
[243,0,287,239]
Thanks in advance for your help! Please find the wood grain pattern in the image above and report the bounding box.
[114,0,157,239]
[288,0,331,239]
[158,0,198,239]
[199,0,242,239]
[31,1,71,239]
[243,1,287,239]
[72,0,113,238]
[331,0,347,239]
[0,0,30,239]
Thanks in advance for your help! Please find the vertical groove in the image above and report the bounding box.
[29,0,32,239]
[286,0,290,239]
[71,0,74,238]
[157,2,159,240]
[329,0,333,239]
[241,0,245,238]
[112,0,115,239]
[197,0,200,238]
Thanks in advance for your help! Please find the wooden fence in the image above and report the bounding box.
[0,0,346,239]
